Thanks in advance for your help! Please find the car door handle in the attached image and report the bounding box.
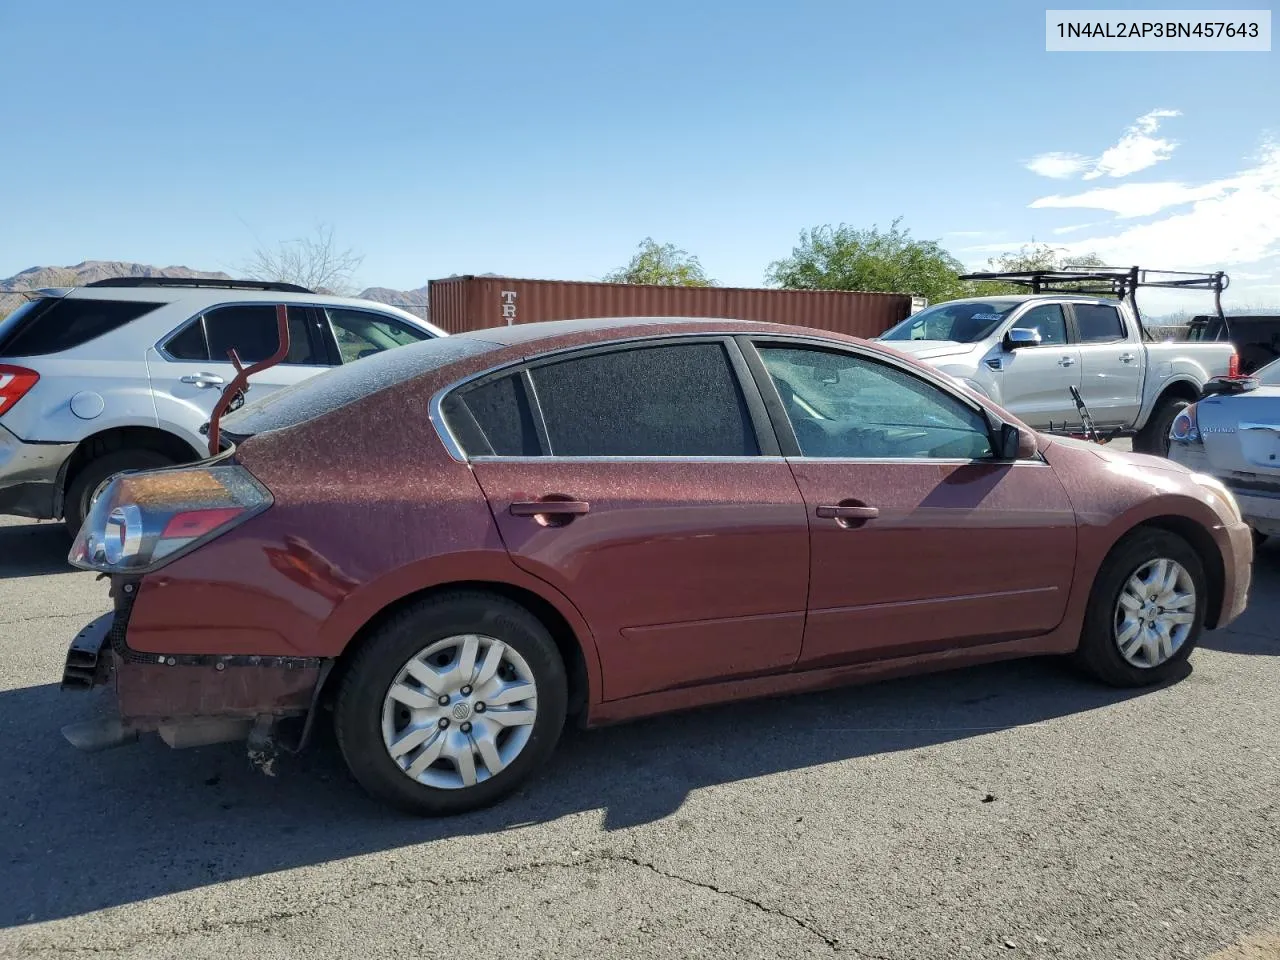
[1118,353,1137,363]
[1057,356,1076,367]
[510,500,591,517]
[180,373,225,387]
[816,504,880,520]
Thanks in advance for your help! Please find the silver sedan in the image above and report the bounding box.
[1169,357,1280,544]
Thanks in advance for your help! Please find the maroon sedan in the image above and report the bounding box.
[63,318,1253,815]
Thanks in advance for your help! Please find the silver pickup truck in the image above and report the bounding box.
[879,293,1237,454]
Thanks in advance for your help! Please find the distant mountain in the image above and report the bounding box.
[357,284,429,308]
[0,261,436,320]
[0,260,233,317]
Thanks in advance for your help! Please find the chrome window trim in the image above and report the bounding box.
[428,331,800,463]
[426,329,1040,465]
[785,457,1050,467]
[469,455,789,464]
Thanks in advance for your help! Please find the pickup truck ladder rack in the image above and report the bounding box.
[958,266,1231,341]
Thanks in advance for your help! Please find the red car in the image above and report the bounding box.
[63,318,1253,815]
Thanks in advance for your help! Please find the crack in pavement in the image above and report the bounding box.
[11,852,862,956]
[605,854,844,952]
[0,610,106,628]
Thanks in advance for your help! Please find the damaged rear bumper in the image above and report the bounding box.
[60,578,329,755]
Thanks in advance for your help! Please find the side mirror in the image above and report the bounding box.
[999,422,1038,460]
[1002,328,1042,351]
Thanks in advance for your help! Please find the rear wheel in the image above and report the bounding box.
[1133,396,1190,456]
[1075,529,1206,687]
[335,591,568,816]
[63,449,175,534]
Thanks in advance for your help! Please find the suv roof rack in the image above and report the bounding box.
[84,277,314,294]
[958,266,1231,340]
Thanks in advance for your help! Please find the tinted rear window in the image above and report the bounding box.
[0,297,163,356]
[530,343,759,457]
[1074,304,1125,343]
[164,305,324,365]
[220,334,490,439]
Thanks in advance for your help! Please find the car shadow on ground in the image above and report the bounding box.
[1,528,1274,927]
[0,521,72,579]
[1,657,1169,928]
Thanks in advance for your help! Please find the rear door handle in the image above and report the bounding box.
[1118,353,1137,363]
[1057,356,1076,367]
[510,500,591,517]
[816,504,880,520]
[180,373,225,387]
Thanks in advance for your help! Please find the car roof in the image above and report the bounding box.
[33,285,443,335]
[449,316,860,348]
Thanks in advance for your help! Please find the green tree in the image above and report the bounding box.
[766,219,970,304]
[974,243,1107,295]
[604,238,715,286]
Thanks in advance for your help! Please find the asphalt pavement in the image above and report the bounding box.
[1,502,1277,960]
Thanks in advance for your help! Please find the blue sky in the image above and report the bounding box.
[1,1,1276,309]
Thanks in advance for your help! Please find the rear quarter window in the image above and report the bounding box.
[0,297,164,356]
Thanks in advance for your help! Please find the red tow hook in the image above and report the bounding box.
[206,304,291,456]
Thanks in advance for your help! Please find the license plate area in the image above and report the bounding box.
[1240,423,1280,470]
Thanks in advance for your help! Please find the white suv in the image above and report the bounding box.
[0,278,444,531]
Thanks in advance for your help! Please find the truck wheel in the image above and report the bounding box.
[1133,397,1189,457]
[335,590,568,816]
[1074,528,1205,688]
[64,449,175,535]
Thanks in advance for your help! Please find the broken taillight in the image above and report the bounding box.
[0,364,39,416]
[68,465,272,573]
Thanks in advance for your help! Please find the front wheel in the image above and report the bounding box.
[335,591,568,816]
[1133,397,1189,457]
[1075,529,1206,687]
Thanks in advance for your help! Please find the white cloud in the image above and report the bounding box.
[1083,109,1181,180]
[1030,181,1228,218]
[1024,108,1181,180]
[1055,143,1280,275]
[1051,222,1102,235]
[1025,152,1092,179]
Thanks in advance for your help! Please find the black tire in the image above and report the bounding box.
[1075,529,1207,688]
[1133,396,1190,456]
[335,590,568,816]
[63,449,176,534]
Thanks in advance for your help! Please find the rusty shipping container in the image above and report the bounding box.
[427,276,912,338]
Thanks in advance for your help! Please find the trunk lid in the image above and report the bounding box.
[1197,386,1280,477]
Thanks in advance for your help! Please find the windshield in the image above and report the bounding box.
[880,301,1020,343]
